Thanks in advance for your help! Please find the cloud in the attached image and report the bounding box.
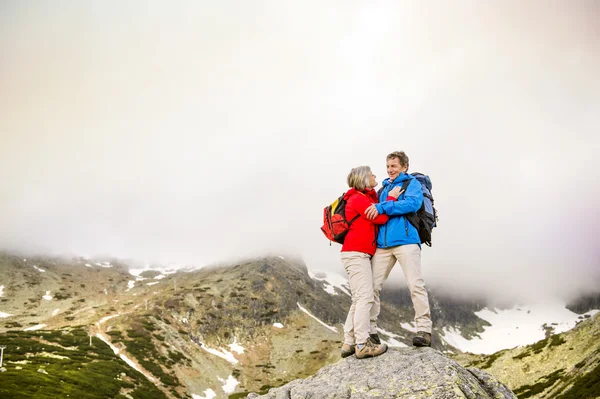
[1,1,599,302]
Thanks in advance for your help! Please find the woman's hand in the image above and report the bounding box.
[388,186,402,199]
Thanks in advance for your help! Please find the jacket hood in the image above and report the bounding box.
[343,187,376,200]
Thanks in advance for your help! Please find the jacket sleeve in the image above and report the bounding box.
[352,195,389,225]
[375,180,423,216]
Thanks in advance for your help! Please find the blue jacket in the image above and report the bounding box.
[375,173,423,248]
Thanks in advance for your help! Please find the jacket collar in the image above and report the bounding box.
[344,187,376,199]
[382,172,411,187]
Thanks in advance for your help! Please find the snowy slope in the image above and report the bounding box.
[308,269,350,296]
[442,302,599,354]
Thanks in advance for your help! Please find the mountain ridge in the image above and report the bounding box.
[2,250,598,398]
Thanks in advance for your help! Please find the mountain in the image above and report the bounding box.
[566,291,600,314]
[1,250,597,398]
[0,251,484,398]
[0,253,348,398]
[453,312,600,398]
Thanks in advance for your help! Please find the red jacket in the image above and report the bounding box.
[341,188,390,255]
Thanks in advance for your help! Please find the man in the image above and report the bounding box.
[365,151,433,347]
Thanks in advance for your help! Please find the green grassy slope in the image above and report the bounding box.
[0,327,168,399]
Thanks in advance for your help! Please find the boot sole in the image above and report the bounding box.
[412,340,431,347]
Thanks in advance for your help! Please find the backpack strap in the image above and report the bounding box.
[348,213,360,225]
[377,179,412,201]
[400,179,411,198]
[346,191,363,227]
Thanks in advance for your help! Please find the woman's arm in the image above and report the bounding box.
[353,194,389,224]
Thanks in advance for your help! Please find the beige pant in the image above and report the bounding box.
[341,251,374,345]
[370,244,432,334]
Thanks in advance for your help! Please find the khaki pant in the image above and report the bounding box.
[341,251,374,345]
[370,244,432,334]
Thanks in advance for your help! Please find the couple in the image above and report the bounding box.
[340,151,432,359]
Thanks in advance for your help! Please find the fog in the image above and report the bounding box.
[1,1,599,303]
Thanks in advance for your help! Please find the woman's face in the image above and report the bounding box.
[368,171,378,188]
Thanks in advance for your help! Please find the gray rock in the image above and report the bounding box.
[248,347,516,399]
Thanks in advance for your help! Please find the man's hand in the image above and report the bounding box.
[365,204,379,219]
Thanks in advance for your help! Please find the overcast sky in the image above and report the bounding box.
[1,1,599,303]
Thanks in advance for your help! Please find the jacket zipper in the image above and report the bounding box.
[383,186,388,247]
[401,184,408,236]
[384,223,388,247]
[373,224,377,248]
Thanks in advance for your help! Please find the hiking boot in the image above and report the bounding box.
[369,333,381,345]
[341,343,355,358]
[355,337,388,359]
[413,331,431,347]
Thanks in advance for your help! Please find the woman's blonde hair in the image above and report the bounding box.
[347,166,372,190]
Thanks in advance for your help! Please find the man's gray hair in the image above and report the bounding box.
[347,166,371,190]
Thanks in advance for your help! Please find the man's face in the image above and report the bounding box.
[386,157,406,181]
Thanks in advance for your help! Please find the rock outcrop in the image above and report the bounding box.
[248,347,516,399]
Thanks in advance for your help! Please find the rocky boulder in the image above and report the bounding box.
[248,347,516,399]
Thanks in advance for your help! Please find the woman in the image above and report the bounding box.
[340,166,401,359]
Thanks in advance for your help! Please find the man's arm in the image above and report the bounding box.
[375,180,423,216]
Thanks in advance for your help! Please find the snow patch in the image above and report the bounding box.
[228,338,244,354]
[24,324,47,331]
[154,274,166,280]
[192,389,216,399]
[199,343,239,364]
[376,327,408,347]
[587,309,600,317]
[400,322,417,333]
[97,314,120,326]
[146,282,159,286]
[382,336,407,347]
[376,327,402,338]
[308,270,350,296]
[42,291,52,301]
[128,268,144,276]
[33,265,46,273]
[323,284,337,296]
[297,302,338,333]
[52,309,60,316]
[85,263,93,267]
[278,256,285,260]
[95,333,155,382]
[0,285,4,297]
[442,303,600,354]
[0,311,12,318]
[219,375,239,393]
[273,322,284,328]
[40,351,69,360]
